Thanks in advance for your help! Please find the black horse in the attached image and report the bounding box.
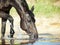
[0,0,38,44]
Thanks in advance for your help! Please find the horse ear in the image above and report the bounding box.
[31,6,34,12]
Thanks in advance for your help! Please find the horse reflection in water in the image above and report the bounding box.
[0,0,38,45]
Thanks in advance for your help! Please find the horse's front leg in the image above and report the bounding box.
[1,18,7,45]
[8,15,15,38]
[1,18,7,38]
[7,15,15,45]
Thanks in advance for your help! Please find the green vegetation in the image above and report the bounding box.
[28,0,60,17]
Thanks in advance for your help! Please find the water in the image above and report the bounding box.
[33,42,60,45]
[1,38,60,45]
[0,34,60,45]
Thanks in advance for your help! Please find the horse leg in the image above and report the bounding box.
[1,18,7,37]
[8,15,15,38]
[7,15,14,45]
[0,11,15,38]
[1,18,7,45]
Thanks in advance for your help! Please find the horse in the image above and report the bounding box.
[0,0,38,44]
